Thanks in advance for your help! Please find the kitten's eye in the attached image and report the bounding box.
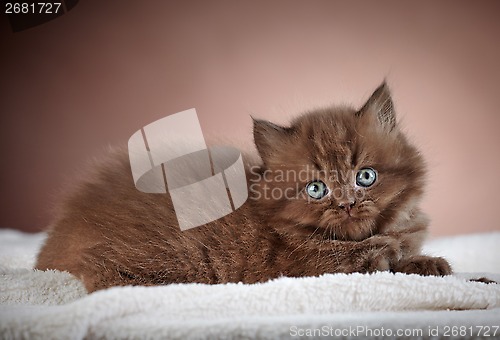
[356,168,377,187]
[306,180,328,199]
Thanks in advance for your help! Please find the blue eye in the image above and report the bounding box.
[306,181,328,199]
[356,168,377,187]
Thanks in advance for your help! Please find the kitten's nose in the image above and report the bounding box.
[338,200,356,215]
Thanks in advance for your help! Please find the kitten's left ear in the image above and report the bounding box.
[253,118,290,165]
[357,81,396,131]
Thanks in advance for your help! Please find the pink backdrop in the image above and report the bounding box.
[1,1,499,236]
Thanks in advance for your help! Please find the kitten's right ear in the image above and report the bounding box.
[358,81,396,131]
[252,118,290,165]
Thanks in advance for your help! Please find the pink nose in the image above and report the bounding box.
[338,200,356,215]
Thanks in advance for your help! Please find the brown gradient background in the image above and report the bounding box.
[1,1,499,237]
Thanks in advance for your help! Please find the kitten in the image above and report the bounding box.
[36,82,452,292]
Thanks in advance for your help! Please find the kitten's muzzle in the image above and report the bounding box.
[338,200,356,216]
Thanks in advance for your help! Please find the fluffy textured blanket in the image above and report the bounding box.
[0,229,499,339]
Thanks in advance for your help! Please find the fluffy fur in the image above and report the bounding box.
[36,82,452,292]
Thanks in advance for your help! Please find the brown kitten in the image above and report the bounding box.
[36,82,452,292]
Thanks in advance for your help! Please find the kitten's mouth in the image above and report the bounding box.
[340,209,371,222]
[341,215,358,224]
[340,212,357,221]
[334,217,376,241]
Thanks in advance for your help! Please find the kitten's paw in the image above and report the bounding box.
[362,236,403,272]
[393,255,452,276]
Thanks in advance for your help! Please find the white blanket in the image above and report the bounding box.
[1,229,499,339]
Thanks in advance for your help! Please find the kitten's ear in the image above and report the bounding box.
[253,118,290,164]
[358,81,396,131]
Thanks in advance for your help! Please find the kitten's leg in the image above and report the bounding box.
[353,235,404,272]
[335,237,452,276]
[283,235,404,276]
[380,210,453,276]
[392,255,452,276]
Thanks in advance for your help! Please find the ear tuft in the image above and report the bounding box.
[358,81,396,130]
[252,118,289,164]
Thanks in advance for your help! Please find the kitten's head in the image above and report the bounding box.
[251,82,426,241]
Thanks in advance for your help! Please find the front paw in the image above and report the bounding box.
[361,235,403,272]
[393,255,452,276]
